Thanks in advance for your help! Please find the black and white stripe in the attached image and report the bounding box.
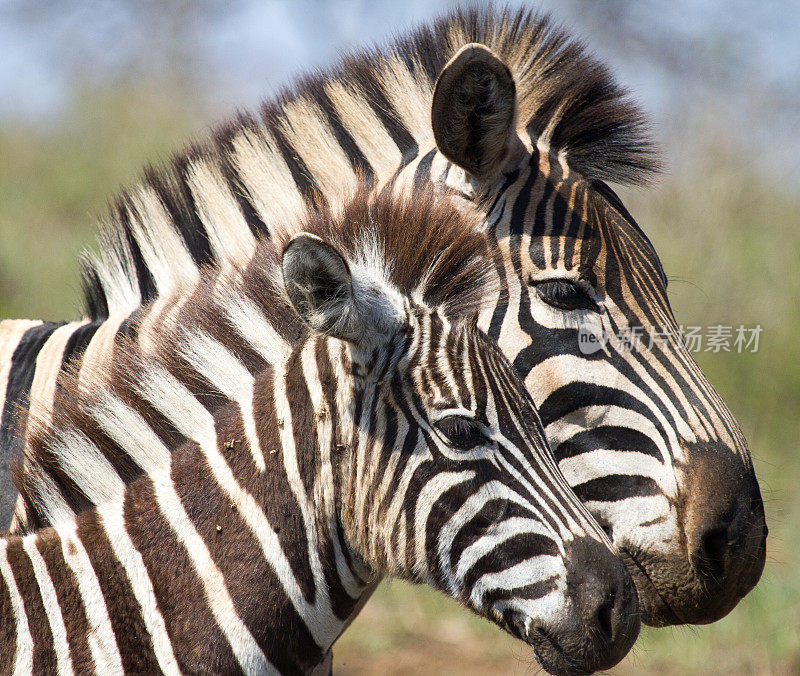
[0,6,764,626]
[1,191,639,675]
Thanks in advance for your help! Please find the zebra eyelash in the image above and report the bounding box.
[434,415,491,451]
[531,278,600,313]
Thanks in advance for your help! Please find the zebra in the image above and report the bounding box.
[0,6,765,627]
[0,188,640,675]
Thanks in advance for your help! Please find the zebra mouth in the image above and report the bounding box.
[508,615,591,676]
[619,544,682,625]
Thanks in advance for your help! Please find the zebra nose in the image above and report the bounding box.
[532,537,640,673]
[568,537,640,670]
[689,483,767,588]
[682,444,767,621]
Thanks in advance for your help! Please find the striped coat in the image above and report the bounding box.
[1,189,639,674]
[0,6,765,627]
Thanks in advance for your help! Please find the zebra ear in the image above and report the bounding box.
[283,233,404,348]
[432,43,518,181]
[282,233,360,342]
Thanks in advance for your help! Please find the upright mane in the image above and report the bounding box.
[80,5,659,322]
[15,187,495,523]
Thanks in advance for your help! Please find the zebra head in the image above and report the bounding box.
[412,35,767,626]
[280,192,640,674]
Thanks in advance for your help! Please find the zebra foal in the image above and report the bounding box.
[0,190,639,675]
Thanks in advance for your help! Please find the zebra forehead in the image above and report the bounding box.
[279,187,498,321]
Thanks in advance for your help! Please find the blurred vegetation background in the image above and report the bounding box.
[1,1,797,673]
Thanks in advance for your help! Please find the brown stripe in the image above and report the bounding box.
[175,401,323,673]
[36,529,94,672]
[250,369,317,595]
[5,537,56,673]
[77,510,161,673]
[124,471,240,673]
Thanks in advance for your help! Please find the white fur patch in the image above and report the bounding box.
[223,294,289,364]
[27,321,90,431]
[128,187,200,295]
[325,80,404,180]
[231,128,306,236]
[186,158,256,263]
[178,330,265,471]
[98,500,180,675]
[57,522,124,674]
[0,320,43,405]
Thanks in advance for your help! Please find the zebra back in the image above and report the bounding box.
[79,5,657,321]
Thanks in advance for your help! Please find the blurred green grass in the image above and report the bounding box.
[0,81,203,319]
[0,91,797,674]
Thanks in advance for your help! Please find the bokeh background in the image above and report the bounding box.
[1,1,798,673]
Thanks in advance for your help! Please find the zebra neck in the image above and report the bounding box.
[0,494,369,673]
[0,343,378,673]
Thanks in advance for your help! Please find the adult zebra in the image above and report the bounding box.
[0,6,765,627]
[0,189,640,675]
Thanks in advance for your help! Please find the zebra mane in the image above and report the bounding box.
[81,4,658,322]
[14,187,494,524]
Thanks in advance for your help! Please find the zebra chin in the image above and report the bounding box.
[468,537,641,675]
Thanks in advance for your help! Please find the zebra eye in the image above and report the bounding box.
[532,279,599,312]
[435,416,488,450]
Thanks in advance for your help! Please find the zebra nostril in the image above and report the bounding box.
[596,591,615,644]
[563,536,640,668]
[695,526,729,582]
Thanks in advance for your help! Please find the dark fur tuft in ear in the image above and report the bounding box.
[282,234,357,341]
[432,44,517,181]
